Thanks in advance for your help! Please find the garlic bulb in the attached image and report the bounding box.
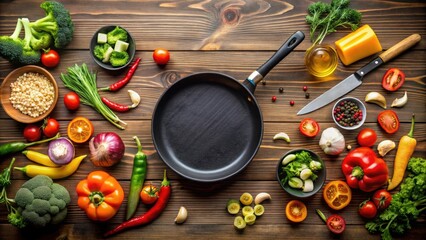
[319,127,345,155]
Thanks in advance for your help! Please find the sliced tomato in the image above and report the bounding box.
[382,68,405,91]
[285,200,307,223]
[326,214,346,234]
[299,118,320,137]
[377,110,400,134]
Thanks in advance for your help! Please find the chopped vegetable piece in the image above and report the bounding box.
[233,216,246,230]
[239,192,253,206]
[254,204,265,216]
[114,40,129,52]
[226,199,240,215]
[286,200,307,223]
[97,33,107,44]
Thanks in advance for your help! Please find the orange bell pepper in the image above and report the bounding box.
[76,171,124,221]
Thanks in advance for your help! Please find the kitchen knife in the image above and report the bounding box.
[297,33,421,115]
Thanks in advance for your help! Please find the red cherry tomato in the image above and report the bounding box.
[299,118,320,137]
[382,68,405,91]
[372,189,392,210]
[358,200,377,219]
[42,118,60,138]
[153,48,170,65]
[63,92,80,111]
[41,49,60,68]
[326,214,346,234]
[23,124,42,142]
[357,128,377,147]
[378,110,400,134]
[140,184,159,205]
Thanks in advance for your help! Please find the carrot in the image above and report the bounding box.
[387,114,416,190]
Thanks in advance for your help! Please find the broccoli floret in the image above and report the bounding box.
[14,175,70,228]
[109,51,129,67]
[93,43,112,60]
[107,26,128,45]
[30,28,52,50]
[0,19,25,64]
[29,1,74,48]
[20,18,41,65]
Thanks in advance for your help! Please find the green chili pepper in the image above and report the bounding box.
[125,135,147,220]
[0,133,60,157]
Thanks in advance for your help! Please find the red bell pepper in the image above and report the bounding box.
[341,147,388,192]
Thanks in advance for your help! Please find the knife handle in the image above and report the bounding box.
[379,34,421,63]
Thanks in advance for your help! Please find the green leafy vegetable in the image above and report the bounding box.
[365,157,426,240]
[60,64,127,129]
[306,0,362,45]
[281,151,322,185]
[109,51,130,67]
[107,26,128,45]
[0,158,27,229]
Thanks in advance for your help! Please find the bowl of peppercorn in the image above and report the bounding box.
[332,96,366,130]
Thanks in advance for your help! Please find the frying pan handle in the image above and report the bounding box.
[244,31,305,92]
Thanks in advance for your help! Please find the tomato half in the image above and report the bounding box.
[41,49,60,68]
[140,184,159,205]
[382,68,405,91]
[357,128,377,147]
[43,118,60,138]
[358,200,377,219]
[372,189,392,210]
[323,180,352,210]
[23,124,42,142]
[299,118,320,137]
[64,92,80,111]
[326,214,346,234]
[285,200,307,223]
[153,48,170,65]
[377,110,400,134]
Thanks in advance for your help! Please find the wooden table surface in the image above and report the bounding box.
[1,0,425,239]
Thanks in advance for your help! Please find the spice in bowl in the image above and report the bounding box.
[332,97,366,130]
[9,72,55,118]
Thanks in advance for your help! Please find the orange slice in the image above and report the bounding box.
[67,116,94,143]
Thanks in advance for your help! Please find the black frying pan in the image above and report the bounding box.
[152,31,305,182]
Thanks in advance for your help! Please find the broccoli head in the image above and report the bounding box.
[20,18,41,65]
[14,175,71,228]
[29,1,74,48]
[109,51,129,67]
[30,28,52,51]
[0,19,25,64]
[107,26,128,45]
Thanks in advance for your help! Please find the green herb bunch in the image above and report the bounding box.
[306,0,362,45]
[365,157,426,240]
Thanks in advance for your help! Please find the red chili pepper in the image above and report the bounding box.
[104,170,171,237]
[98,57,141,92]
[101,97,130,112]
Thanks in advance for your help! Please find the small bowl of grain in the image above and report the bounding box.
[1,65,58,123]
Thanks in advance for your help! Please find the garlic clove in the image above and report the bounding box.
[365,92,387,109]
[391,91,407,108]
[128,90,141,108]
[377,140,396,157]
[254,192,272,205]
[273,132,291,143]
[174,206,188,224]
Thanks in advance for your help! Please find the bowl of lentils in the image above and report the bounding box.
[0,65,58,123]
[332,96,366,130]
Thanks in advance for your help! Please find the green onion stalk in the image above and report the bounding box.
[60,64,127,129]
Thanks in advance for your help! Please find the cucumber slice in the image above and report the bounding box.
[114,40,129,52]
[242,206,254,217]
[240,192,253,205]
[226,199,240,215]
[254,204,265,216]
[244,214,256,225]
[233,216,246,230]
[102,46,114,63]
[97,33,107,44]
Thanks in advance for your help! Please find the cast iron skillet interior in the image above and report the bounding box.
[152,31,305,183]
[152,73,262,182]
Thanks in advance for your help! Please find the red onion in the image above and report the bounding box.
[89,132,125,167]
[48,137,75,165]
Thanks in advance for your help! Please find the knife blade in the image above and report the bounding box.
[297,33,421,116]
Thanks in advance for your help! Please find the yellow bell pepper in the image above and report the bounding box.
[335,25,382,65]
